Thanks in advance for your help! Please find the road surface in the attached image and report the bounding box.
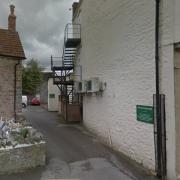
[0,106,157,180]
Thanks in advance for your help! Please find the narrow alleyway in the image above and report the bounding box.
[0,106,157,180]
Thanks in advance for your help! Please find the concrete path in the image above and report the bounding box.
[0,106,158,180]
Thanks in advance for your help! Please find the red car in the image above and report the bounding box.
[31,98,40,106]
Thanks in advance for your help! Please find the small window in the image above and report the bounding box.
[49,94,55,98]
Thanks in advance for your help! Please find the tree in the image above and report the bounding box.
[22,59,43,96]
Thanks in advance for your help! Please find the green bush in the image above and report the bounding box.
[20,128,29,139]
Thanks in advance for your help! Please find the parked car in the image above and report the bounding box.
[31,98,40,106]
[22,95,27,108]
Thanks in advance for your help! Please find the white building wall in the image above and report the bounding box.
[159,1,176,179]
[77,0,156,170]
[48,78,60,112]
[74,0,176,178]
[174,0,180,43]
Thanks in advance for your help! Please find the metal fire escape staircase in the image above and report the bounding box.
[51,24,81,104]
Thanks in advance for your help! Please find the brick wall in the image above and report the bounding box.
[0,56,22,120]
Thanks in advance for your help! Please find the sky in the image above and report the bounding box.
[0,0,78,68]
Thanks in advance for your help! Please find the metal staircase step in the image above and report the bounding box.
[52,66,73,71]
[63,63,73,65]
[64,52,76,54]
[63,61,74,64]
[63,60,74,62]
[65,38,81,48]
[65,49,76,51]
[51,23,81,109]
[65,49,76,52]
[64,55,75,57]
[64,63,74,65]
[53,80,74,85]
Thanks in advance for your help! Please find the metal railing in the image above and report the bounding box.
[51,56,63,70]
[62,24,81,64]
[51,23,81,70]
[50,23,81,110]
[64,23,81,42]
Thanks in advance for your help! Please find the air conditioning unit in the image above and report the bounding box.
[86,77,100,93]
[75,81,87,93]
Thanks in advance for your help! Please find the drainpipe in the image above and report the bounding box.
[155,0,160,98]
[14,60,20,122]
[155,0,162,178]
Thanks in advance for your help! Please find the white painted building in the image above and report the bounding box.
[70,0,180,179]
[48,78,60,112]
[41,67,60,112]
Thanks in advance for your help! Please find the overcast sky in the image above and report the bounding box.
[0,0,78,68]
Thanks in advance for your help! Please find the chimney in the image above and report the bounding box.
[8,5,16,32]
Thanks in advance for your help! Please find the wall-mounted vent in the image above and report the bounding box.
[86,80,92,92]
[75,80,87,93]
[79,81,83,91]
[86,77,100,93]
[75,78,106,94]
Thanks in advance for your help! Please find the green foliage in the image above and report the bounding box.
[20,128,29,139]
[22,59,43,95]
[13,128,29,144]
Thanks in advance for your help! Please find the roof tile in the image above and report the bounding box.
[0,29,26,59]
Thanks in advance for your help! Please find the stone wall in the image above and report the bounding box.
[0,142,46,174]
[0,56,22,120]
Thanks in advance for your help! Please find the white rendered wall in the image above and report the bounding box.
[48,78,60,112]
[74,0,176,178]
[174,0,180,43]
[159,0,176,179]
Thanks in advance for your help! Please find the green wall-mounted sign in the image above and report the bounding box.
[136,105,154,124]
[49,94,55,98]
